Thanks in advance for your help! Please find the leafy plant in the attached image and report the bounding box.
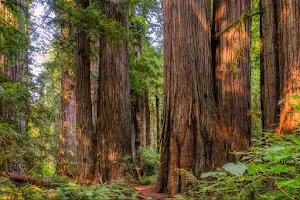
[140,147,160,176]
[185,133,300,200]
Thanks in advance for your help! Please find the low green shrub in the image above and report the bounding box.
[0,179,138,200]
[140,176,156,185]
[140,147,160,176]
[183,133,300,200]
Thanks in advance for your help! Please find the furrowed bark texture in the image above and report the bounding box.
[75,0,94,183]
[212,0,251,158]
[156,0,223,194]
[59,67,77,177]
[260,0,280,131]
[276,0,300,134]
[97,0,132,182]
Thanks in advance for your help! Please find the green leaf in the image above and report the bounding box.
[269,164,296,173]
[200,171,227,178]
[223,163,248,176]
[247,164,267,174]
[276,178,300,188]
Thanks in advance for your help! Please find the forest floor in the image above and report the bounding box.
[134,184,171,200]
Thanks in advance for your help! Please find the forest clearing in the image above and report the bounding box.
[0,0,299,199]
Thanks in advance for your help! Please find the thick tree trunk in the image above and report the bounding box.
[96,0,132,182]
[276,0,300,134]
[156,0,225,194]
[75,0,94,184]
[260,0,280,131]
[212,0,251,158]
[59,67,77,177]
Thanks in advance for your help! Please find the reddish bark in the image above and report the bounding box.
[96,0,132,182]
[75,0,94,184]
[59,67,77,177]
[276,0,300,134]
[212,0,251,158]
[156,0,225,194]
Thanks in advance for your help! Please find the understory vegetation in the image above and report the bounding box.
[1,132,299,199]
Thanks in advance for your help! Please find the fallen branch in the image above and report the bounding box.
[0,171,51,187]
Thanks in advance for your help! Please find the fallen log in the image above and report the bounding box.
[0,171,51,187]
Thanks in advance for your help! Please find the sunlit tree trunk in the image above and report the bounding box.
[75,0,94,184]
[260,0,280,131]
[59,66,77,177]
[96,0,132,182]
[58,26,77,177]
[212,0,251,158]
[276,0,300,134]
[156,0,225,194]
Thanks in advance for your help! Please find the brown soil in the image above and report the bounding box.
[134,185,172,200]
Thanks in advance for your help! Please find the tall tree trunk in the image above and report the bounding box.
[59,67,77,178]
[260,0,280,131]
[144,89,151,147]
[1,0,28,132]
[96,0,132,182]
[155,87,160,151]
[75,0,94,184]
[156,0,225,194]
[150,103,155,148]
[276,0,300,134]
[212,0,251,159]
[91,47,99,127]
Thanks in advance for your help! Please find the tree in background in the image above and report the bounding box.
[75,0,94,184]
[260,0,279,132]
[0,0,29,132]
[212,0,251,161]
[261,0,300,134]
[58,27,77,178]
[129,0,163,165]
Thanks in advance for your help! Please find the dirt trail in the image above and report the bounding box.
[134,185,171,200]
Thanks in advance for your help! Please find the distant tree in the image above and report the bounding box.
[212,0,251,160]
[58,27,77,178]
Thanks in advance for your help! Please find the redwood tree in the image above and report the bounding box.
[59,66,77,177]
[260,0,300,134]
[212,0,251,158]
[156,0,224,194]
[75,0,94,183]
[260,0,280,131]
[96,0,132,182]
[276,0,300,134]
